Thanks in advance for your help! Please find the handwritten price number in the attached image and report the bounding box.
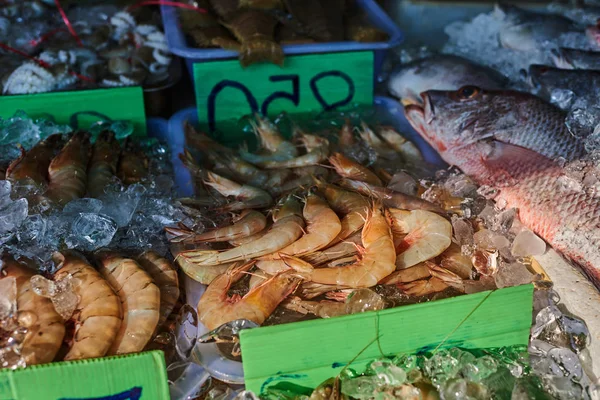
[207,70,356,131]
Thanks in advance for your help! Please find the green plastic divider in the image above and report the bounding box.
[0,350,169,400]
[0,87,147,136]
[241,284,534,394]
[193,51,374,144]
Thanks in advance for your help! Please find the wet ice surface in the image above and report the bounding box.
[0,135,192,271]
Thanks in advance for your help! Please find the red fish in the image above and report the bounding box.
[404,86,600,288]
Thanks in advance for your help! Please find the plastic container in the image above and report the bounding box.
[161,0,402,81]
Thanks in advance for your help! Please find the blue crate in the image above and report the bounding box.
[166,96,446,197]
[161,0,402,82]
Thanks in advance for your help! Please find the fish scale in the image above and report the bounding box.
[405,87,600,289]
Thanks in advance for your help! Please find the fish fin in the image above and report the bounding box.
[479,140,555,186]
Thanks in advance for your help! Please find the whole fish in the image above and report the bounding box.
[404,86,600,288]
[388,55,508,106]
[494,4,578,52]
[527,64,600,105]
[404,86,584,161]
[551,48,600,70]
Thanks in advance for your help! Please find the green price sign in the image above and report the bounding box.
[0,87,147,136]
[0,351,168,400]
[193,51,374,143]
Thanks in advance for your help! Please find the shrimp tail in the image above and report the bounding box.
[179,250,221,265]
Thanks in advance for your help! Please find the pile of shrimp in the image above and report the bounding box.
[171,115,538,333]
[0,249,179,368]
[4,130,150,207]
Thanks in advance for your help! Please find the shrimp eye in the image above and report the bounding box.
[457,86,480,99]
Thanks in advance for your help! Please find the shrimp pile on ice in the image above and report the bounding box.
[0,249,179,367]
[173,115,545,332]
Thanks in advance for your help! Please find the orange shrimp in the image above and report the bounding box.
[1,255,65,366]
[329,152,382,186]
[137,251,180,330]
[53,251,122,360]
[298,206,396,288]
[341,179,446,214]
[197,262,300,330]
[314,178,369,243]
[170,242,233,285]
[388,209,452,269]
[86,130,120,198]
[167,210,267,243]
[379,262,432,285]
[6,134,63,187]
[260,133,329,169]
[117,138,149,185]
[181,195,305,265]
[45,132,91,206]
[302,231,362,266]
[204,170,273,211]
[96,252,160,355]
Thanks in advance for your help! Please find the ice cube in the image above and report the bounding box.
[341,376,378,399]
[511,230,546,257]
[494,261,534,288]
[99,184,146,228]
[557,315,590,353]
[368,359,407,386]
[63,198,103,215]
[423,350,461,387]
[0,276,17,320]
[17,214,46,242]
[65,213,117,251]
[30,274,78,321]
[452,217,474,246]
[473,229,510,251]
[531,305,562,339]
[550,89,575,110]
[0,198,28,238]
[546,348,583,381]
[0,180,11,207]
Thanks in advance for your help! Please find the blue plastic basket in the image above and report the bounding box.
[161,0,402,82]
[166,96,446,198]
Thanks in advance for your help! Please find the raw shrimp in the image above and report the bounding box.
[239,114,297,164]
[86,131,120,198]
[357,122,398,160]
[204,170,273,211]
[388,209,452,269]
[265,168,293,188]
[2,256,65,365]
[342,179,445,214]
[96,252,160,355]
[220,152,270,188]
[184,121,233,155]
[260,134,329,169]
[378,126,423,161]
[397,277,450,296]
[338,119,355,147]
[170,242,233,285]
[438,243,474,279]
[260,191,341,259]
[285,288,385,318]
[298,206,396,288]
[181,195,305,265]
[329,152,382,186]
[44,132,91,206]
[6,134,63,187]
[302,232,362,266]
[428,265,465,293]
[117,138,149,185]
[167,210,267,243]
[137,251,180,329]
[198,262,300,330]
[256,254,314,275]
[379,262,432,285]
[228,225,270,246]
[53,251,122,360]
[315,178,369,242]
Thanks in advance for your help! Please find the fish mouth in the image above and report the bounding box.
[421,92,436,124]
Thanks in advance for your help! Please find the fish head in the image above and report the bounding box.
[388,63,425,106]
[404,86,530,165]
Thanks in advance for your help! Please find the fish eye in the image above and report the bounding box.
[456,86,480,100]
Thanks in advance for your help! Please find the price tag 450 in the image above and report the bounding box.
[193,51,374,134]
